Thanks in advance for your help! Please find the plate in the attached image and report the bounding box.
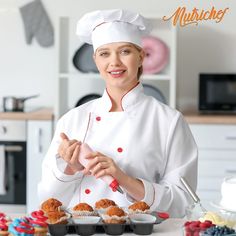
[143,84,166,104]
[211,200,236,213]
[72,43,99,73]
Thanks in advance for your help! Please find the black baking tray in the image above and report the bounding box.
[48,212,166,235]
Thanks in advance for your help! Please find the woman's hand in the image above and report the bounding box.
[83,152,145,200]
[83,152,123,179]
[58,133,84,175]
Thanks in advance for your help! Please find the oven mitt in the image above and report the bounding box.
[19,0,54,47]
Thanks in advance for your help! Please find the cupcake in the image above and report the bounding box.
[128,201,150,214]
[8,218,34,236]
[95,199,117,212]
[72,203,96,216]
[41,198,63,213]
[47,211,69,225]
[28,210,48,236]
[103,206,127,224]
[0,218,9,236]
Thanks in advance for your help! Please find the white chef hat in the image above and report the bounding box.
[76,9,151,51]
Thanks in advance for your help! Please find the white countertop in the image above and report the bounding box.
[6,212,185,235]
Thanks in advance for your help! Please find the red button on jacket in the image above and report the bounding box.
[117,147,123,153]
[96,116,101,121]
[85,189,91,194]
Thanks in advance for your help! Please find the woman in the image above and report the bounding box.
[38,9,198,217]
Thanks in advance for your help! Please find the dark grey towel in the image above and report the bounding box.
[20,0,54,47]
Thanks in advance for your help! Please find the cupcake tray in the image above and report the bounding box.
[48,211,166,235]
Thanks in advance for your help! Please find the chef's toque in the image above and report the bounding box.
[76,9,151,51]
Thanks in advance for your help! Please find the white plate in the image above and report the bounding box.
[211,200,236,213]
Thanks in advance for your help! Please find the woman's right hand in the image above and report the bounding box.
[58,132,84,175]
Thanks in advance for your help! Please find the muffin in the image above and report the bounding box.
[8,218,35,236]
[72,203,96,216]
[103,206,127,224]
[0,218,9,236]
[47,211,69,224]
[128,201,150,214]
[41,198,63,213]
[0,213,12,236]
[29,210,48,236]
[95,199,117,211]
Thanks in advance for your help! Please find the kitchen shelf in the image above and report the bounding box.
[55,16,177,119]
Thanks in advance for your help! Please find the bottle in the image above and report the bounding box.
[79,143,123,194]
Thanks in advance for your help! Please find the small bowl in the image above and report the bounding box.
[72,216,101,224]
[185,204,206,220]
[129,213,156,224]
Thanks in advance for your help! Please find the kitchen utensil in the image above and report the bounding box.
[180,176,207,212]
[72,43,99,73]
[78,143,124,194]
[143,84,166,104]
[3,94,39,112]
[75,94,101,107]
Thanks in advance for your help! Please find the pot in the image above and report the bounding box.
[3,94,39,112]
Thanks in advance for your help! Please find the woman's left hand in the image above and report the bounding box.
[83,152,145,201]
[83,152,124,180]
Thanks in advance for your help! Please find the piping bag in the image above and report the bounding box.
[78,143,124,194]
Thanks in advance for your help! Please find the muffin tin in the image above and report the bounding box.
[48,211,166,235]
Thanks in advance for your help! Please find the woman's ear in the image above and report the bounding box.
[139,49,145,66]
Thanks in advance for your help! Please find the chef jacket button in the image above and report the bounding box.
[96,116,101,121]
[85,188,91,194]
[117,147,123,153]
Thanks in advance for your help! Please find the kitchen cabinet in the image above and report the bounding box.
[189,124,236,210]
[55,16,177,119]
[27,120,53,213]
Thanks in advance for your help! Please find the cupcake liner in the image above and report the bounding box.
[69,208,98,217]
[101,214,127,223]
[47,212,71,225]
[128,209,151,215]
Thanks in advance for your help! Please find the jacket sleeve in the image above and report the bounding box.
[139,113,198,217]
[37,115,84,206]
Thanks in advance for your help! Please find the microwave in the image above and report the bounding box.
[199,73,236,113]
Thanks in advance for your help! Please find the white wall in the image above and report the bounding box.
[0,0,236,112]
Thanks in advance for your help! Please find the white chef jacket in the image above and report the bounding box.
[38,83,198,217]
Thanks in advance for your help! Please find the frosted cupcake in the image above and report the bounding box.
[28,210,48,236]
[8,218,35,236]
[0,218,9,236]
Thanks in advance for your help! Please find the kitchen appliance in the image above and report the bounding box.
[199,74,236,113]
[3,94,39,112]
[0,120,26,206]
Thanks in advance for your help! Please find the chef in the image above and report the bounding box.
[38,9,198,217]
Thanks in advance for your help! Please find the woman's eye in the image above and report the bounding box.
[120,49,130,55]
[99,52,109,57]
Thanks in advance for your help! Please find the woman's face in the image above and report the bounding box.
[93,42,145,91]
